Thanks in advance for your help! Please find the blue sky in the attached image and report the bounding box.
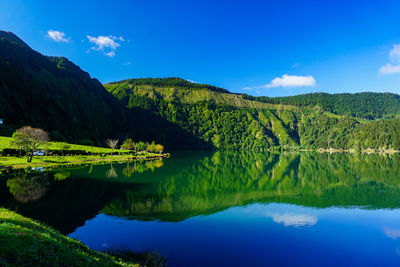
[1,0,400,97]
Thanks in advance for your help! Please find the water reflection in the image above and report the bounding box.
[6,171,50,203]
[2,152,400,266]
[1,152,400,231]
[102,152,400,221]
[105,163,118,178]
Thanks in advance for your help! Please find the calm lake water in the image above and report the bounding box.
[2,151,400,266]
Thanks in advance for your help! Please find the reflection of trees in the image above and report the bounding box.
[6,172,50,203]
[147,159,164,172]
[54,171,71,181]
[103,152,400,221]
[121,160,164,177]
[122,162,135,177]
[105,163,118,178]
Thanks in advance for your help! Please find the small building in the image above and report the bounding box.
[0,118,3,124]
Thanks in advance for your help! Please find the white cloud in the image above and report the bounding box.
[383,227,400,240]
[379,64,400,75]
[86,35,124,57]
[105,51,116,58]
[187,79,199,84]
[243,74,316,91]
[379,44,400,75]
[265,74,316,88]
[47,30,69,42]
[269,213,318,227]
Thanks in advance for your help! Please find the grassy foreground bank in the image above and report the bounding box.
[0,136,116,154]
[0,208,139,266]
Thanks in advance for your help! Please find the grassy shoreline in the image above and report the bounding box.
[0,153,170,170]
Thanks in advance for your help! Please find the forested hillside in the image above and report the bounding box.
[243,92,400,119]
[0,31,127,145]
[106,78,400,151]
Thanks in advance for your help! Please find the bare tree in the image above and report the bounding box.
[106,139,119,155]
[12,126,49,162]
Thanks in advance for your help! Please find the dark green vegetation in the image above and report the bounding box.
[243,92,400,119]
[0,31,127,145]
[1,152,400,228]
[2,30,400,151]
[0,208,139,266]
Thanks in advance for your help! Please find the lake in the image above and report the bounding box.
[1,151,400,266]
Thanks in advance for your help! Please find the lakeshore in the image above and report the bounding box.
[0,153,169,170]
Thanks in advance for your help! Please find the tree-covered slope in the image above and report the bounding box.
[244,92,400,119]
[106,78,400,150]
[0,31,128,145]
[105,91,299,150]
[106,77,283,109]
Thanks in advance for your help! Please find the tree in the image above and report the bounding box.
[12,126,49,162]
[121,138,135,151]
[106,139,119,155]
[136,141,147,152]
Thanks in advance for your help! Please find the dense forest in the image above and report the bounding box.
[2,30,400,151]
[242,92,400,119]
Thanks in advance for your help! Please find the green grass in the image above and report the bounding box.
[0,208,139,266]
[0,136,168,169]
[0,136,115,154]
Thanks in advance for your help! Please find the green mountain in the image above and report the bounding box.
[105,78,400,150]
[106,78,300,150]
[0,31,128,145]
[2,31,400,151]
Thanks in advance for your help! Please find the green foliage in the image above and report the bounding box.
[136,141,147,151]
[121,138,136,150]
